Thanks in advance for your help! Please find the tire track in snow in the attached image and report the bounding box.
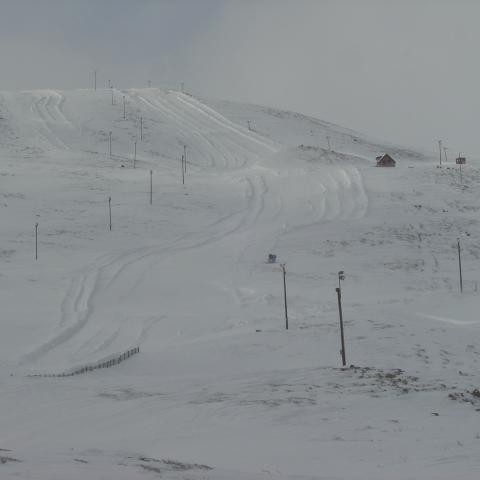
[19,175,269,367]
[30,92,70,150]
[143,92,242,169]
[175,92,278,153]
[134,90,276,170]
[134,92,226,169]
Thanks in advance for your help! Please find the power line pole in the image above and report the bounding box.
[149,170,153,205]
[35,222,39,260]
[108,197,112,231]
[336,270,346,366]
[457,238,463,293]
[438,140,442,166]
[280,263,288,330]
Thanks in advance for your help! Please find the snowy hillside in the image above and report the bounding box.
[1,88,479,479]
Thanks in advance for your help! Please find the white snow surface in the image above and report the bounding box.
[1,88,479,479]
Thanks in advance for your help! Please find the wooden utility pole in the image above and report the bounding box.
[458,238,463,293]
[35,222,39,260]
[438,140,442,166]
[149,170,153,205]
[109,131,112,157]
[280,264,288,330]
[134,141,137,168]
[336,270,346,366]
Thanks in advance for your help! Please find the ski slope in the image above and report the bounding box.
[1,88,479,479]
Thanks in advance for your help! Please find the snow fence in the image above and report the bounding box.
[28,346,140,378]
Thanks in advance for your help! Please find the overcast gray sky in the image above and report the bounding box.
[1,0,479,157]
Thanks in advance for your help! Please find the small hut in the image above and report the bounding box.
[376,153,396,167]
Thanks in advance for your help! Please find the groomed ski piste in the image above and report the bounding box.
[1,88,479,479]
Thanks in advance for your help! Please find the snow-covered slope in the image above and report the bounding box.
[1,88,479,479]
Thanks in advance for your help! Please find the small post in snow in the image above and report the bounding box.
[181,155,185,185]
[326,135,331,151]
[457,238,463,293]
[438,139,442,166]
[111,88,114,105]
[280,263,288,330]
[183,145,187,174]
[35,222,39,260]
[247,120,252,131]
[140,117,143,141]
[123,95,126,120]
[94,70,97,91]
[336,270,346,366]
[134,141,137,168]
[149,170,153,205]
[108,196,112,231]
[109,131,112,157]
